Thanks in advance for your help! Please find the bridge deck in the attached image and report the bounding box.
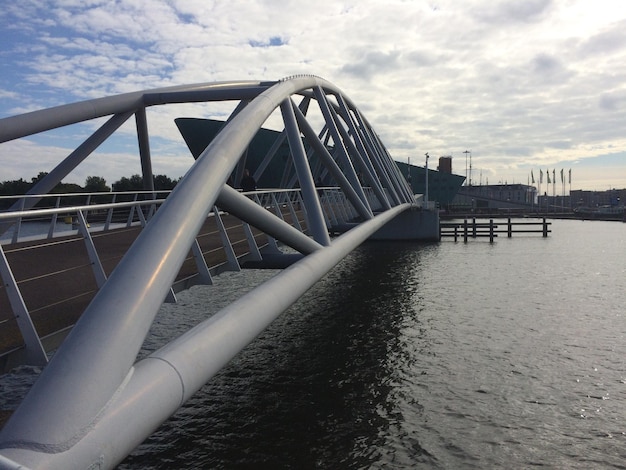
[0,211,304,365]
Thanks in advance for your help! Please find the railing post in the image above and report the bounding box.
[77,210,107,288]
[126,194,138,227]
[11,197,25,244]
[463,218,468,243]
[508,217,512,237]
[489,219,494,243]
[191,239,213,285]
[543,217,548,237]
[105,193,116,230]
[0,244,48,366]
[242,222,262,261]
[213,206,241,272]
[47,196,61,239]
[285,191,304,232]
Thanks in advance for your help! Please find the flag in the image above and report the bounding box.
[547,170,551,184]
[569,168,571,184]
[540,169,543,183]
[531,170,535,184]
[560,168,564,183]
[552,169,555,184]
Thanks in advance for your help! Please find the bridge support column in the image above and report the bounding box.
[369,207,439,241]
[281,98,331,246]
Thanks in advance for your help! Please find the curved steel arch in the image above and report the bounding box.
[0,76,422,469]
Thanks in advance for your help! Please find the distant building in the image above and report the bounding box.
[174,118,466,207]
[395,161,465,206]
[570,188,625,208]
[453,183,537,210]
[438,156,452,174]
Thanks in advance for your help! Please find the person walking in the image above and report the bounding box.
[240,169,256,192]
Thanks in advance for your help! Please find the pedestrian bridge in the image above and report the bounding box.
[0,76,437,469]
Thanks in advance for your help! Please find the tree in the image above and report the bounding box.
[112,174,144,192]
[112,174,179,192]
[31,172,49,184]
[0,178,30,197]
[85,176,110,192]
[153,174,178,190]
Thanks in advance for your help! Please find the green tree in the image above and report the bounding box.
[31,172,49,184]
[112,174,144,192]
[0,178,31,197]
[153,174,178,190]
[85,176,110,192]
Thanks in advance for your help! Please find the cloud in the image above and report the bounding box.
[0,0,625,190]
[249,36,288,48]
[340,50,402,80]
[471,0,553,24]
[599,91,626,111]
[578,18,626,57]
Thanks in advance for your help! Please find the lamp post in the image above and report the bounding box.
[424,152,429,206]
[463,150,469,185]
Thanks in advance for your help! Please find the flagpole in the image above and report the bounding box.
[561,168,564,213]
[537,171,540,211]
[552,169,556,213]
[545,169,548,213]
[569,168,572,211]
[530,170,535,212]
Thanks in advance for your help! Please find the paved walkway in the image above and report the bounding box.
[0,211,302,364]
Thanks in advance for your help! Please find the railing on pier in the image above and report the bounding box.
[440,217,551,243]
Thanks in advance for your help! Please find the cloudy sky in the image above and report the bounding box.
[1,0,625,192]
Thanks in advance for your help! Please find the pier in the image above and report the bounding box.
[439,217,551,242]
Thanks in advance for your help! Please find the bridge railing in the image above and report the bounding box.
[0,191,172,244]
[1,185,372,246]
[0,185,373,370]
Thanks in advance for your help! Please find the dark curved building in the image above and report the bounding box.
[176,118,464,206]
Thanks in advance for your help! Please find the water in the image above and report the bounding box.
[2,219,625,468]
[118,218,626,469]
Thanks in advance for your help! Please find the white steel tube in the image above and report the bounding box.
[216,186,322,254]
[280,98,331,246]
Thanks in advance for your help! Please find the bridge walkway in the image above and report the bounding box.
[0,209,306,369]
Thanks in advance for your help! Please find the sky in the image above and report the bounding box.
[1,0,625,192]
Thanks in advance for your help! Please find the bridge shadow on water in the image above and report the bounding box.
[119,241,439,469]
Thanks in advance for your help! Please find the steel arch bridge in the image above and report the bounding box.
[0,75,437,469]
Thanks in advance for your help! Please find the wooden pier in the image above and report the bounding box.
[439,217,551,243]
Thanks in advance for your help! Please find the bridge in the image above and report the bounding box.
[0,76,437,469]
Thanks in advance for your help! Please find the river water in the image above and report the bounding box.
[1,219,625,468]
[116,218,626,469]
